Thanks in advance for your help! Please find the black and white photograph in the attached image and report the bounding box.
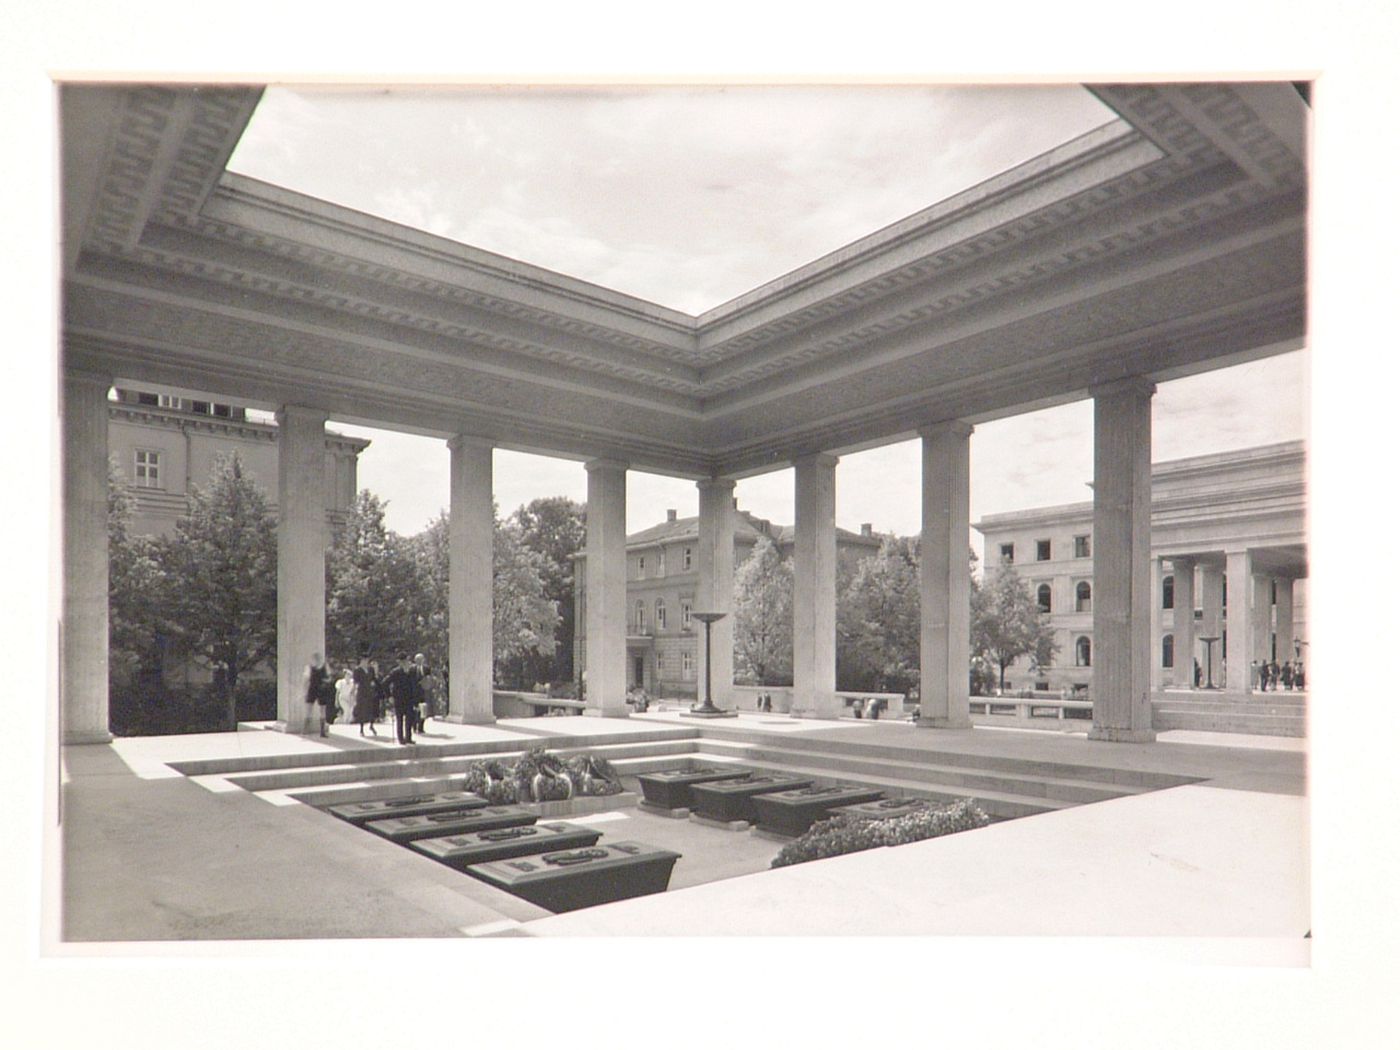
[6,4,1398,1049]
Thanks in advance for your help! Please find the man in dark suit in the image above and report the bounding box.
[385,652,418,745]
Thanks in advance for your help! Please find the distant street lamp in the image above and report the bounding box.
[682,611,737,719]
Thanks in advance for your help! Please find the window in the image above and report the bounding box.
[134,449,161,489]
[999,543,1015,565]
[191,400,211,415]
[1221,575,1227,608]
[1075,636,1092,667]
[158,394,179,409]
[681,602,692,630]
[1075,581,1092,612]
[656,598,667,631]
[1074,535,1091,558]
[1162,574,1174,610]
[682,650,694,679]
[1036,539,1051,561]
[1162,634,1175,668]
[136,392,159,406]
[1037,584,1052,614]
[637,556,646,576]
[657,551,666,577]
[683,547,693,571]
[634,600,646,634]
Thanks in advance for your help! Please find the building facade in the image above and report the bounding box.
[574,508,881,699]
[109,387,368,538]
[973,442,1307,696]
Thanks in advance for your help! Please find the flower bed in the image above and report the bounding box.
[770,798,989,868]
[460,745,625,805]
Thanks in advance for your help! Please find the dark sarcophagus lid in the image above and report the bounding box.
[636,767,753,810]
[325,791,488,825]
[827,797,929,822]
[752,785,885,837]
[466,841,681,913]
[364,805,536,843]
[688,774,813,823]
[409,822,603,869]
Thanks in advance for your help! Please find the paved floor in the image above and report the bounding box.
[54,714,1308,946]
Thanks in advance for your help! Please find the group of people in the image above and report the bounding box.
[303,651,445,743]
[1252,658,1305,692]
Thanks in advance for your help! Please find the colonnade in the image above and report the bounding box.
[60,374,1167,745]
[1160,553,1301,693]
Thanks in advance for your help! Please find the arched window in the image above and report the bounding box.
[655,598,667,631]
[1162,634,1174,668]
[1076,581,1092,612]
[1075,636,1092,667]
[634,600,646,634]
[1037,584,1052,614]
[1162,574,1174,610]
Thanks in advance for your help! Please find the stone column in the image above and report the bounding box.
[1225,550,1253,693]
[790,453,839,719]
[1200,563,1224,686]
[1088,378,1156,743]
[1171,558,1197,689]
[583,459,629,717]
[276,405,328,732]
[696,478,736,710]
[1276,579,1295,660]
[62,371,113,745]
[447,435,495,724]
[918,421,974,729]
[1250,570,1273,685]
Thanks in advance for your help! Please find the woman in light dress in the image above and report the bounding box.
[333,668,357,727]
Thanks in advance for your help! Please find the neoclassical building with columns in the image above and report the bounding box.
[974,441,1307,697]
[59,82,1308,748]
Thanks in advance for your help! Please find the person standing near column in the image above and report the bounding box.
[352,654,378,737]
[303,652,331,737]
[386,653,416,745]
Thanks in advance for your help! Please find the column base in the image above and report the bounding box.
[788,709,839,721]
[582,707,631,719]
[916,716,973,731]
[443,713,497,726]
[62,729,114,746]
[681,708,738,719]
[271,720,317,735]
[1088,725,1157,743]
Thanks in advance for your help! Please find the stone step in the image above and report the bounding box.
[227,738,698,792]
[685,724,1192,790]
[1152,711,1305,737]
[170,726,699,777]
[692,738,1158,805]
[1152,700,1307,715]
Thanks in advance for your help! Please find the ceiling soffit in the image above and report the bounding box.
[62,82,1308,474]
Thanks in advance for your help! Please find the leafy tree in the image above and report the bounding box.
[837,534,921,693]
[411,504,561,687]
[970,564,1058,692]
[733,534,793,685]
[326,491,425,665]
[506,497,585,685]
[107,456,168,684]
[157,452,278,728]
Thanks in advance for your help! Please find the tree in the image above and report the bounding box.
[970,564,1058,692]
[107,456,168,684]
[410,504,560,687]
[507,497,585,685]
[837,535,921,693]
[158,452,278,729]
[733,535,793,685]
[326,491,425,665]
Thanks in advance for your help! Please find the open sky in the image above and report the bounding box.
[229,85,1308,553]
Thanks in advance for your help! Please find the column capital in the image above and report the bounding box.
[696,476,736,495]
[793,452,839,470]
[1089,376,1157,399]
[447,433,494,453]
[584,457,629,474]
[918,419,975,441]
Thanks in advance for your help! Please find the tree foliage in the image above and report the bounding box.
[836,535,921,693]
[326,491,424,664]
[970,564,1058,691]
[107,456,167,682]
[157,453,278,721]
[733,535,793,685]
[505,496,584,684]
